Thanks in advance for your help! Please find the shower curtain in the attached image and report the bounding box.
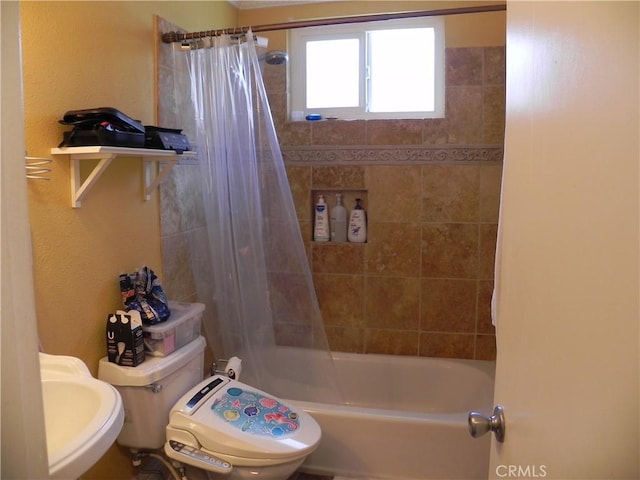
[171,32,341,403]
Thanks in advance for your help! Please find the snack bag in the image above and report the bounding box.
[119,265,170,325]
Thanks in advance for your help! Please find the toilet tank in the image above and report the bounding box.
[98,336,206,449]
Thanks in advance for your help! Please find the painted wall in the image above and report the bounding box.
[19,2,236,478]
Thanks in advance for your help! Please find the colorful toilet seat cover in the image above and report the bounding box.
[211,386,300,438]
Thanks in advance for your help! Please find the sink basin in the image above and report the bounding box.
[40,353,124,479]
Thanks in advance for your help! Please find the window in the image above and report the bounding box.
[289,17,445,120]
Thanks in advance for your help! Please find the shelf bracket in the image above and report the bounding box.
[70,153,116,208]
[143,158,178,201]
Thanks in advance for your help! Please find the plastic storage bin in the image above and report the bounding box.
[142,301,204,356]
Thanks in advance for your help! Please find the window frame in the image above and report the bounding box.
[288,16,445,120]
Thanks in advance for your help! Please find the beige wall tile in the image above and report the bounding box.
[365,329,419,355]
[479,164,503,223]
[261,63,287,94]
[160,172,182,236]
[446,47,483,86]
[314,273,365,327]
[475,334,497,361]
[422,118,450,145]
[299,220,312,253]
[484,46,506,85]
[312,120,366,145]
[422,223,479,278]
[274,322,312,347]
[484,85,506,144]
[422,164,480,222]
[445,86,484,144]
[325,326,364,353]
[268,92,288,129]
[161,232,197,300]
[278,121,312,146]
[366,223,422,276]
[160,164,206,234]
[158,65,179,127]
[312,165,366,189]
[366,276,421,330]
[268,271,325,324]
[421,278,476,333]
[367,119,423,145]
[312,243,365,274]
[419,332,474,359]
[286,165,312,221]
[478,223,498,279]
[368,165,421,222]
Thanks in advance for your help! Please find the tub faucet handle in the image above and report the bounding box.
[468,405,505,443]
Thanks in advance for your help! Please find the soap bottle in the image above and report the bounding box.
[348,198,367,243]
[313,194,330,242]
[330,193,348,242]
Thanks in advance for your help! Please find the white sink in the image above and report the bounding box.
[40,353,124,479]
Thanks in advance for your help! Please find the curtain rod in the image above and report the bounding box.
[161,4,506,43]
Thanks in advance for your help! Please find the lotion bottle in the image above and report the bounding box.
[330,193,348,242]
[348,198,367,243]
[313,194,330,242]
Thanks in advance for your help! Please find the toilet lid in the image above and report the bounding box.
[168,376,321,461]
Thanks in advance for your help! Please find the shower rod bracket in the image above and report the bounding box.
[51,146,196,208]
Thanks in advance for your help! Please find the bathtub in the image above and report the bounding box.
[264,351,495,480]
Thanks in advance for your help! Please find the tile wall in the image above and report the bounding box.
[156,17,223,362]
[263,46,504,360]
[158,33,504,361]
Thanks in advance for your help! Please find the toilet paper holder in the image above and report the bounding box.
[210,357,242,380]
[210,359,229,376]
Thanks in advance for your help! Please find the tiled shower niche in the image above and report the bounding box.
[311,189,368,243]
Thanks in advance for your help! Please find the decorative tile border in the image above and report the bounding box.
[281,145,503,166]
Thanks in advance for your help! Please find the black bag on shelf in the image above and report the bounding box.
[58,107,145,148]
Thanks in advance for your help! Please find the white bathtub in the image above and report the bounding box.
[277,352,495,480]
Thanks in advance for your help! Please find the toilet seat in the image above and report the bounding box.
[166,375,321,465]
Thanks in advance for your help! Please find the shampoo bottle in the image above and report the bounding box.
[313,194,330,242]
[330,193,348,242]
[348,198,367,243]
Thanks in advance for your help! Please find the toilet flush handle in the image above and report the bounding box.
[144,383,163,393]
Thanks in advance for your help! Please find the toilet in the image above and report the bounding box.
[98,336,321,479]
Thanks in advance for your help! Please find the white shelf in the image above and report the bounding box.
[51,146,196,208]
